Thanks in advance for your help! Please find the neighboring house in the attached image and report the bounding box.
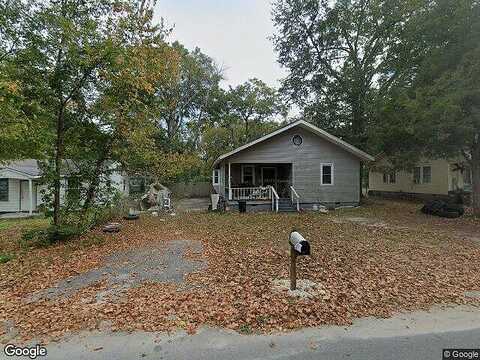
[212,120,374,212]
[0,159,129,214]
[368,156,472,202]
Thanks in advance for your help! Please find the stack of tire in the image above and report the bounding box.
[421,200,464,218]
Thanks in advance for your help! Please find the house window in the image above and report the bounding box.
[212,169,220,185]
[413,167,421,184]
[320,163,334,185]
[129,177,146,195]
[389,171,396,184]
[413,166,432,184]
[383,173,388,184]
[0,179,8,201]
[383,171,396,184]
[422,166,432,184]
[241,165,255,185]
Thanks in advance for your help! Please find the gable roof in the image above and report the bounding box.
[0,159,79,179]
[0,159,42,178]
[213,120,375,166]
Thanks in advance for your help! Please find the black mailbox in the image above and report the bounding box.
[289,231,310,256]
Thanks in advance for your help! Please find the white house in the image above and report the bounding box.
[0,159,129,214]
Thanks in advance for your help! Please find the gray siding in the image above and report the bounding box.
[219,127,360,204]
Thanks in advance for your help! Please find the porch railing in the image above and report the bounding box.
[230,187,271,200]
[270,186,279,213]
[290,186,300,212]
[229,186,280,212]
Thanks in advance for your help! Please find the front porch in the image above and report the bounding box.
[0,175,39,215]
[222,163,300,212]
[226,163,291,198]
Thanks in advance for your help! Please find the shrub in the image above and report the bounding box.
[21,225,82,248]
[0,253,14,264]
[20,195,128,248]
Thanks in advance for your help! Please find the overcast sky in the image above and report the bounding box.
[155,0,287,89]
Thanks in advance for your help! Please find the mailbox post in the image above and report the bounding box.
[289,231,310,290]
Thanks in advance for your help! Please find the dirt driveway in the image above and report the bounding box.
[1,199,480,343]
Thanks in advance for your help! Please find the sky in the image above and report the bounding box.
[155,0,287,89]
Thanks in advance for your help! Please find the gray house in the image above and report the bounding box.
[212,120,374,212]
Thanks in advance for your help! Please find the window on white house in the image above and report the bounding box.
[389,171,396,184]
[0,179,8,201]
[321,164,333,185]
[383,171,396,184]
[129,177,146,194]
[422,166,432,184]
[241,165,255,185]
[463,167,472,185]
[212,169,220,185]
[413,167,421,184]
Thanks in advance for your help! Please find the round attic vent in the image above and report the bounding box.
[292,134,303,146]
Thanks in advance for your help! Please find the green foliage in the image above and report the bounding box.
[272,0,421,148]
[223,78,287,142]
[369,0,480,213]
[20,203,124,248]
[200,120,280,168]
[0,253,14,264]
[21,224,81,248]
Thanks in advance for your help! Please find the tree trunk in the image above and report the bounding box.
[82,157,107,212]
[471,149,480,216]
[53,105,65,226]
[351,100,366,201]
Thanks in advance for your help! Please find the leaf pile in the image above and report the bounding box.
[1,200,480,342]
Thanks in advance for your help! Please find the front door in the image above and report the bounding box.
[20,181,36,212]
[261,167,277,188]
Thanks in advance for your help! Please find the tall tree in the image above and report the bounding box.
[374,0,480,214]
[272,0,421,147]
[0,0,179,224]
[154,42,223,152]
[225,78,286,142]
[0,0,52,161]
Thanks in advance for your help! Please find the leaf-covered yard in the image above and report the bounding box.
[1,199,480,342]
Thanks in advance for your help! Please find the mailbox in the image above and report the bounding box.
[289,231,310,290]
[289,231,310,256]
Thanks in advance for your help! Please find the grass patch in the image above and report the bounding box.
[0,217,50,254]
[20,225,83,248]
[0,253,14,263]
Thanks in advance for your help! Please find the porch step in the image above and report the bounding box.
[277,198,298,213]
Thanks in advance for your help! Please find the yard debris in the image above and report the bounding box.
[102,223,122,233]
[421,200,464,218]
[140,183,171,212]
[1,199,480,343]
[123,214,139,221]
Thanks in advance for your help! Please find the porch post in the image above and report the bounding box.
[28,179,33,215]
[228,162,232,200]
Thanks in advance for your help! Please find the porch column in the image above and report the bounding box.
[28,179,33,215]
[228,162,232,200]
